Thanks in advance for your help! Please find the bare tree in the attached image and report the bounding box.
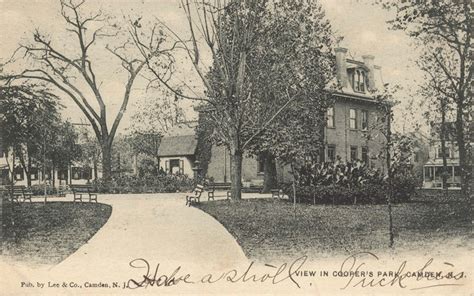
[1,0,171,183]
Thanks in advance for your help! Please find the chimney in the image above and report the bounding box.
[335,47,348,88]
[362,54,375,90]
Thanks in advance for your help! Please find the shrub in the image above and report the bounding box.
[92,174,194,194]
[284,161,417,205]
[30,184,58,196]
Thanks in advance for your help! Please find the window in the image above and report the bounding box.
[14,166,24,181]
[42,168,52,181]
[72,167,81,180]
[327,107,335,128]
[350,146,358,161]
[353,70,366,92]
[434,167,444,184]
[304,155,313,164]
[72,167,92,180]
[30,167,38,181]
[0,168,10,185]
[436,146,451,158]
[58,168,68,180]
[361,147,369,164]
[82,167,92,180]
[167,159,184,175]
[424,166,434,182]
[327,145,336,162]
[349,109,357,129]
[257,154,265,174]
[361,110,368,130]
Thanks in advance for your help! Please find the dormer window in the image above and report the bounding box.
[353,69,366,93]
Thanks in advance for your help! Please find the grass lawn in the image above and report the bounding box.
[1,202,112,266]
[195,198,472,262]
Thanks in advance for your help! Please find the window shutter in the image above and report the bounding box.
[165,160,169,173]
[179,160,184,175]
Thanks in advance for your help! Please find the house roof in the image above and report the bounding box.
[158,135,198,157]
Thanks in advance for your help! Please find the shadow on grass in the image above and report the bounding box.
[1,201,112,267]
[195,198,472,262]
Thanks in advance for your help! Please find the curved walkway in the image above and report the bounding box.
[53,193,248,278]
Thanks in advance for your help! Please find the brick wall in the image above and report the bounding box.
[204,96,387,184]
[325,96,386,170]
[206,145,264,184]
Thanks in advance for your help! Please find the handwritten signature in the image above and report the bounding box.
[339,252,465,290]
[124,253,466,290]
[126,256,307,289]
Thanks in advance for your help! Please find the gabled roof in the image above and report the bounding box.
[158,135,197,157]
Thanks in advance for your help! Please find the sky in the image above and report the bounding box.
[0,0,426,134]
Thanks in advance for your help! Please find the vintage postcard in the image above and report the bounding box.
[0,0,472,295]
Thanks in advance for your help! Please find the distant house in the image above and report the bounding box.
[423,122,463,190]
[158,123,198,176]
[0,126,100,187]
[158,47,389,186]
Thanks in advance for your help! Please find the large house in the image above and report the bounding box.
[157,47,388,185]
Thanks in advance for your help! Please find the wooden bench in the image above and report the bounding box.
[70,184,98,203]
[271,189,283,199]
[0,185,33,203]
[186,184,204,206]
[57,184,68,197]
[207,182,232,200]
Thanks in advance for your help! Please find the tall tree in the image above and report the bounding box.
[244,0,335,192]
[379,0,473,195]
[1,0,171,183]
[132,0,333,199]
[0,85,61,186]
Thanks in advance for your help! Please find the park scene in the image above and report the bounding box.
[0,0,472,294]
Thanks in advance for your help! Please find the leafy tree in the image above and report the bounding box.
[0,85,61,186]
[46,121,82,187]
[378,0,473,195]
[131,0,336,199]
[1,0,173,184]
[131,0,304,199]
[127,89,186,169]
[244,0,336,192]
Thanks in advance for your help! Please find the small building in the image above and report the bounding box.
[158,123,198,176]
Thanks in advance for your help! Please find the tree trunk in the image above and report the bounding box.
[93,160,98,181]
[455,104,468,196]
[101,142,113,183]
[440,104,448,193]
[19,152,31,187]
[262,151,278,193]
[386,109,394,248]
[52,164,56,188]
[230,150,243,200]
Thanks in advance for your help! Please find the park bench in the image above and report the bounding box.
[0,185,33,203]
[70,184,98,203]
[271,189,283,199]
[185,184,204,206]
[207,182,232,200]
[57,184,68,197]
